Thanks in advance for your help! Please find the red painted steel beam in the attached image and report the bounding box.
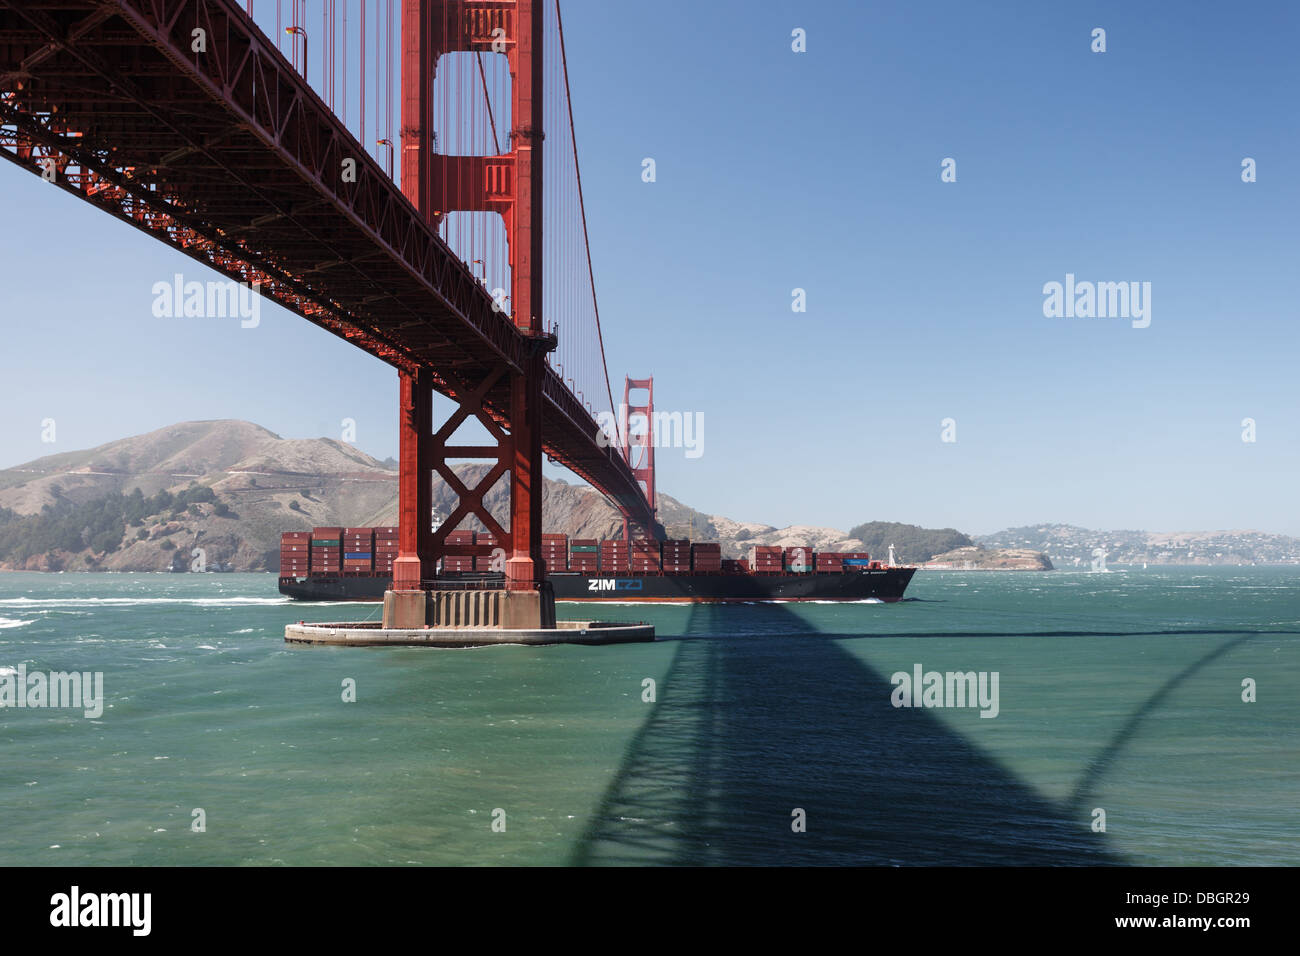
[392,367,433,589]
[506,0,544,586]
[429,365,512,552]
[396,0,431,587]
[0,0,655,532]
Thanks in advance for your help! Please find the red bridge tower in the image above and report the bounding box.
[386,0,553,628]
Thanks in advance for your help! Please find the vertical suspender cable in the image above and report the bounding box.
[360,0,366,149]
[343,0,348,128]
[555,1,615,420]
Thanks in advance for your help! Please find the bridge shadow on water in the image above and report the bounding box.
[571,603,1130,866]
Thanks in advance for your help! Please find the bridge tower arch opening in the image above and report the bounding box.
[388,0,551,628]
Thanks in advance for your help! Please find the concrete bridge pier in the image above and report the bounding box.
[381,583,557,630]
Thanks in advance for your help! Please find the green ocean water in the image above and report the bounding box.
[0,567,1295,866]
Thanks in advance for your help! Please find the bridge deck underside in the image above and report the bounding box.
[0,0,652,525]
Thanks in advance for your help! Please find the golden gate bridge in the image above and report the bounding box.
[0,0,661,628]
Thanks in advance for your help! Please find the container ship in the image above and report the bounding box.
[278,528,915,603]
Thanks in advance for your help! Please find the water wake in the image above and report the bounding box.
[0,597,291,608]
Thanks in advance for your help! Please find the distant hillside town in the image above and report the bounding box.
[978,525,1300,567]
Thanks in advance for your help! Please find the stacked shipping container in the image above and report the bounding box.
[374,526,398,576]
[599,540,629,574]
[660,538,691,574]
[569,539,599,573]
[542,533,569,573]
[280,531,311,577]
[343,527,374,573]
[748,545,783,573]
[816,551,845,573]
[474,532,500,572]
[815,551,869,572]
[691,542,723,573]
[310,527,342,574]
[784,546,813,573]
[631,538,663,575]
[442,529,475,573]
[278,528,885,581]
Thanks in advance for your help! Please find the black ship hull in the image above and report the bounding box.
[278,567,916,603]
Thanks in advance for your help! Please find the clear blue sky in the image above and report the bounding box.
[1,0,1297,535]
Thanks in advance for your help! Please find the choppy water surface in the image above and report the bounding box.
[0,567,1295,865]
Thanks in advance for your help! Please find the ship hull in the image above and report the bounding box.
[278,568,915,603]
